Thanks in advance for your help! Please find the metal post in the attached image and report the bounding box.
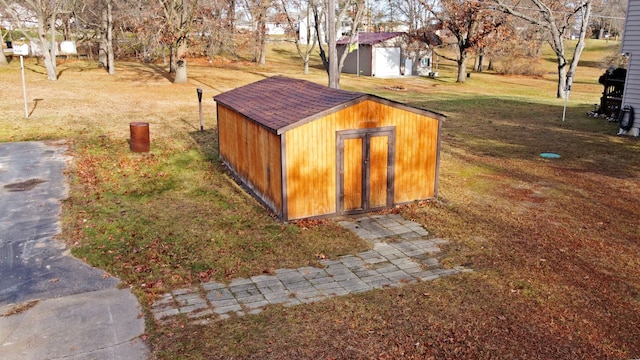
[197,88,203,131]
[562,72,572,122]
[20,55,28,119]
[562,92,569,122]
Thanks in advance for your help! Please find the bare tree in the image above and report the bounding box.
[395,0,429,33]
[0,45,7,65]
[315,0,364,88]
[100,0,114,74]
[0,27,8,65]
[238,0,271,64]
[157,0,198,82]
[336,0,365,77]
[256,0,269,64]
[280,0,317,74]
[1,0,65,80]
[590,0,626,39]
[327,0,337,87]
[421,0,508,83]
[196,0,239,59]
[493,0,592,99]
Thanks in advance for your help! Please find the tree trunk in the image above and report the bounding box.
[177,40,187,59]
[549,23,567,98]
[563,1,591,99]
[39,12,57,80]
[493,0,591,99]
[174,59,187,83]
[207,36,215,61]
[0,46,8,66]
[99,7,107,68]
[328,0,339,88]
[173,41,188,83]
[162,45,167,65]
[476,47,484,72]
[282,0,317,74]
[258,7,267,65]
[557,62,567,99]
[313,6,329,71]
[337,0,365,76]
[456,54,468,83]
[169,44,176,73]
[106,0,115,75]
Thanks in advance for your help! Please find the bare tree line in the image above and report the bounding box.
[0,0,628,97]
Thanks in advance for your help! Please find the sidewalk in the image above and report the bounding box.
[0,288,148,359]
[151,213,470,324]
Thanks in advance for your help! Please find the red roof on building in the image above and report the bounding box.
[336,32,405,45]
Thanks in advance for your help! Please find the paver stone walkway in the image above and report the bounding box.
[151,213,470,324]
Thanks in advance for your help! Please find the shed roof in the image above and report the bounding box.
[214,76,365,133]
[214,76,445,135]
[336,32,404,45]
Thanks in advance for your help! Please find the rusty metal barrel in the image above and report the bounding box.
[129,122,150,152]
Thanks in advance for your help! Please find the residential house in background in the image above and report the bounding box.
[620,1,640,136]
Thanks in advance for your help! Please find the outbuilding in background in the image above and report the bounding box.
[213,76,444,221]
[336,32,433,78]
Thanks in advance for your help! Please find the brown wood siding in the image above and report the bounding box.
[284,99,439,220]
[283,115,337,219]
[369,135,389,208]
[343,137,364,211]
[217,105,283,215]
[352,100,439,203]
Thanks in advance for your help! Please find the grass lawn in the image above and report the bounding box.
[1,39,639,358]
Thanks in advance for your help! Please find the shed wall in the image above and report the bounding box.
[339,44,373,76]
[621,1,640,136]
[284,99,440,220]
[217,104,283,215]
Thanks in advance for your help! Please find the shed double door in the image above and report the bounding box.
[337,127,395,214]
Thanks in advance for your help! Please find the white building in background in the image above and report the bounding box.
[336,32,433,78]
[298,14,352,45]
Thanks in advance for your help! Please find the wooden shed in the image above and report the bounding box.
[213,76,445,221]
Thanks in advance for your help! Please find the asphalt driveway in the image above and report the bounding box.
[0,140,148,359]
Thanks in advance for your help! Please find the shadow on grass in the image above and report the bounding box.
[28,98,43,118]
[271,47,302,62]
[579,59,607,69]
[188,128,220,163]
[116,62,174,82]
[411,95,640,178]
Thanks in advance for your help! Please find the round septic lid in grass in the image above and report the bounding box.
[539,152,561,159]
